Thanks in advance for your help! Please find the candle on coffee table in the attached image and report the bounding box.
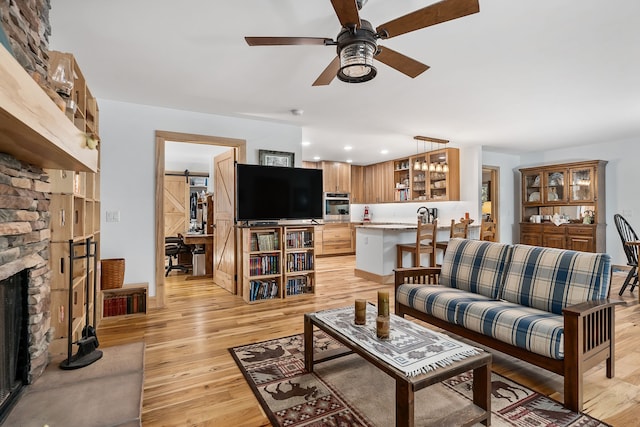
[354,299,367,325]
[376,315,390,339]
[377,291,389,317]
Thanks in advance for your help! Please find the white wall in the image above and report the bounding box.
[518,137,640,266]
[98,100,302,295]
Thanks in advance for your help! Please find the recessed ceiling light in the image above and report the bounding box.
[381,149,389,155]
[313,156,321,161]
[346,159,353,163]
[301,141,311,146]
[344,145,352,151]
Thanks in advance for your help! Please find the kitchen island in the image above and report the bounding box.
[354,223,479,284]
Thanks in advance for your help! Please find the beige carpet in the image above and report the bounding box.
[3,342,144,427]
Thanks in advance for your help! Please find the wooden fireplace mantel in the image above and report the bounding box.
[0,45,97,172]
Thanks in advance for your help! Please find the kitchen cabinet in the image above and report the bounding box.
[321,161,351,193]
[350,165,365,203]
[390,148,460,202]
[519,160,606,252]
[364,161,394,203]
[319,223,354,255]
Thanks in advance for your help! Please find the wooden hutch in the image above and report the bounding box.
[519,160,607,253]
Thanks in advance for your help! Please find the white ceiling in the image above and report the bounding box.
[48,1,640,165]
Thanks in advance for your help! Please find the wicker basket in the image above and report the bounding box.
[100,258,125,290]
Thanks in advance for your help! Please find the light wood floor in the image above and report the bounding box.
[97,256,640,426]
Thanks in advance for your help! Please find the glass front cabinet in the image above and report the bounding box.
[519,160,607,253]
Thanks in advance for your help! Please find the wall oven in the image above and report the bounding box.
[323,192,350,221]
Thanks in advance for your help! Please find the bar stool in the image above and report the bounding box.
[396,219,438,268]
[480,218,497,242]
[435,219,468,261]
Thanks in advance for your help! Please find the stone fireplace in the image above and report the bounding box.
[0,153,52,418]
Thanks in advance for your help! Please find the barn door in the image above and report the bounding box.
[213,149,236,293]
[164,175,189,237]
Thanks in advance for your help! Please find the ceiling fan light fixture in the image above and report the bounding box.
[336,19,378,84]
[337,41,376,83]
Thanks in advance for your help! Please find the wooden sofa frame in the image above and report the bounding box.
[394,266,620,412]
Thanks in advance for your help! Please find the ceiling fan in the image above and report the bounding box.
[245,0,479,86]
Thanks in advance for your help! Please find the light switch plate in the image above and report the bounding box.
[106,210,120,222]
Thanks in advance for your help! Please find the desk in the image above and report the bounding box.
[183,233,213,276]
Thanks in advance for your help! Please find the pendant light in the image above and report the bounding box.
[413,135,451,173]
[413,138,421,170]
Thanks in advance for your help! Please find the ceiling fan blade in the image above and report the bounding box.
[375,46,429,78]
[376,0,479,39]
[312,56,341,86]
[330,0,361,28]
[245,37,333,46]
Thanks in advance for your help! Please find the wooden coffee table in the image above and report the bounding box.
[304,309,492,427]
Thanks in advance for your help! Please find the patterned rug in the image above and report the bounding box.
[230,331,610,427]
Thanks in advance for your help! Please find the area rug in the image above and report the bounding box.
[3,342,144,427]
[230,332,609,427]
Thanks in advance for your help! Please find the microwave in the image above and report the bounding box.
[323,192,350,221]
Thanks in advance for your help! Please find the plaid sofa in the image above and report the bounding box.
[394,238,617,412]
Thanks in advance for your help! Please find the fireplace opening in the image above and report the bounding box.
[0,270,29,423]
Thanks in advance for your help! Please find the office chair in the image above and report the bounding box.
[165,236,190,276]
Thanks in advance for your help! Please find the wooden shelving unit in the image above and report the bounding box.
[239,225,316,303]
[283,226,316,298]
[45,52,103,355]
[100,283,148,319]
[391,148,460,202]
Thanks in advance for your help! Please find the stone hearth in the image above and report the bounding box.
[0,153,53,382]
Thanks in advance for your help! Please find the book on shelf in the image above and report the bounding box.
[249,254,280,276]
[103,292,146,317]
[286,276,312,296]
[286,252,314,272]
[249,279,279,301]
[256,232,278,251]
[286,230,313,249]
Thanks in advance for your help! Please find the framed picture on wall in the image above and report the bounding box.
[259,150,295,167]
[482,181,491,203]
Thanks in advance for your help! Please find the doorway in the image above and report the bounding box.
[155,130,246,308]
[482,166,499,241]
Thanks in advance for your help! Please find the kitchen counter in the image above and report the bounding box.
[354,222,480,284]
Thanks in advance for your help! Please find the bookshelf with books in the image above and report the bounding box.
[241,227,283,303]
[100,283,148,321]
[284,226,316,298]
[239,225,316,303]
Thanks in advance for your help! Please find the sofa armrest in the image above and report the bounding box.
[394,267,441,292]
[562,298,623,397]
[562,299,626,317]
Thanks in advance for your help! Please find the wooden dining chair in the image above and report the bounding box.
[396,219,438,268]
[435,219,469,255]
[480,218,497,242]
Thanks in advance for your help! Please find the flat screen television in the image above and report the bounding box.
[236,163,323,222]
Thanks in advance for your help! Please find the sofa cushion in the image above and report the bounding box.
[396,284,493,323]
[440,238,513,299]
[456,299,565,359]
[501,244,611,315]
